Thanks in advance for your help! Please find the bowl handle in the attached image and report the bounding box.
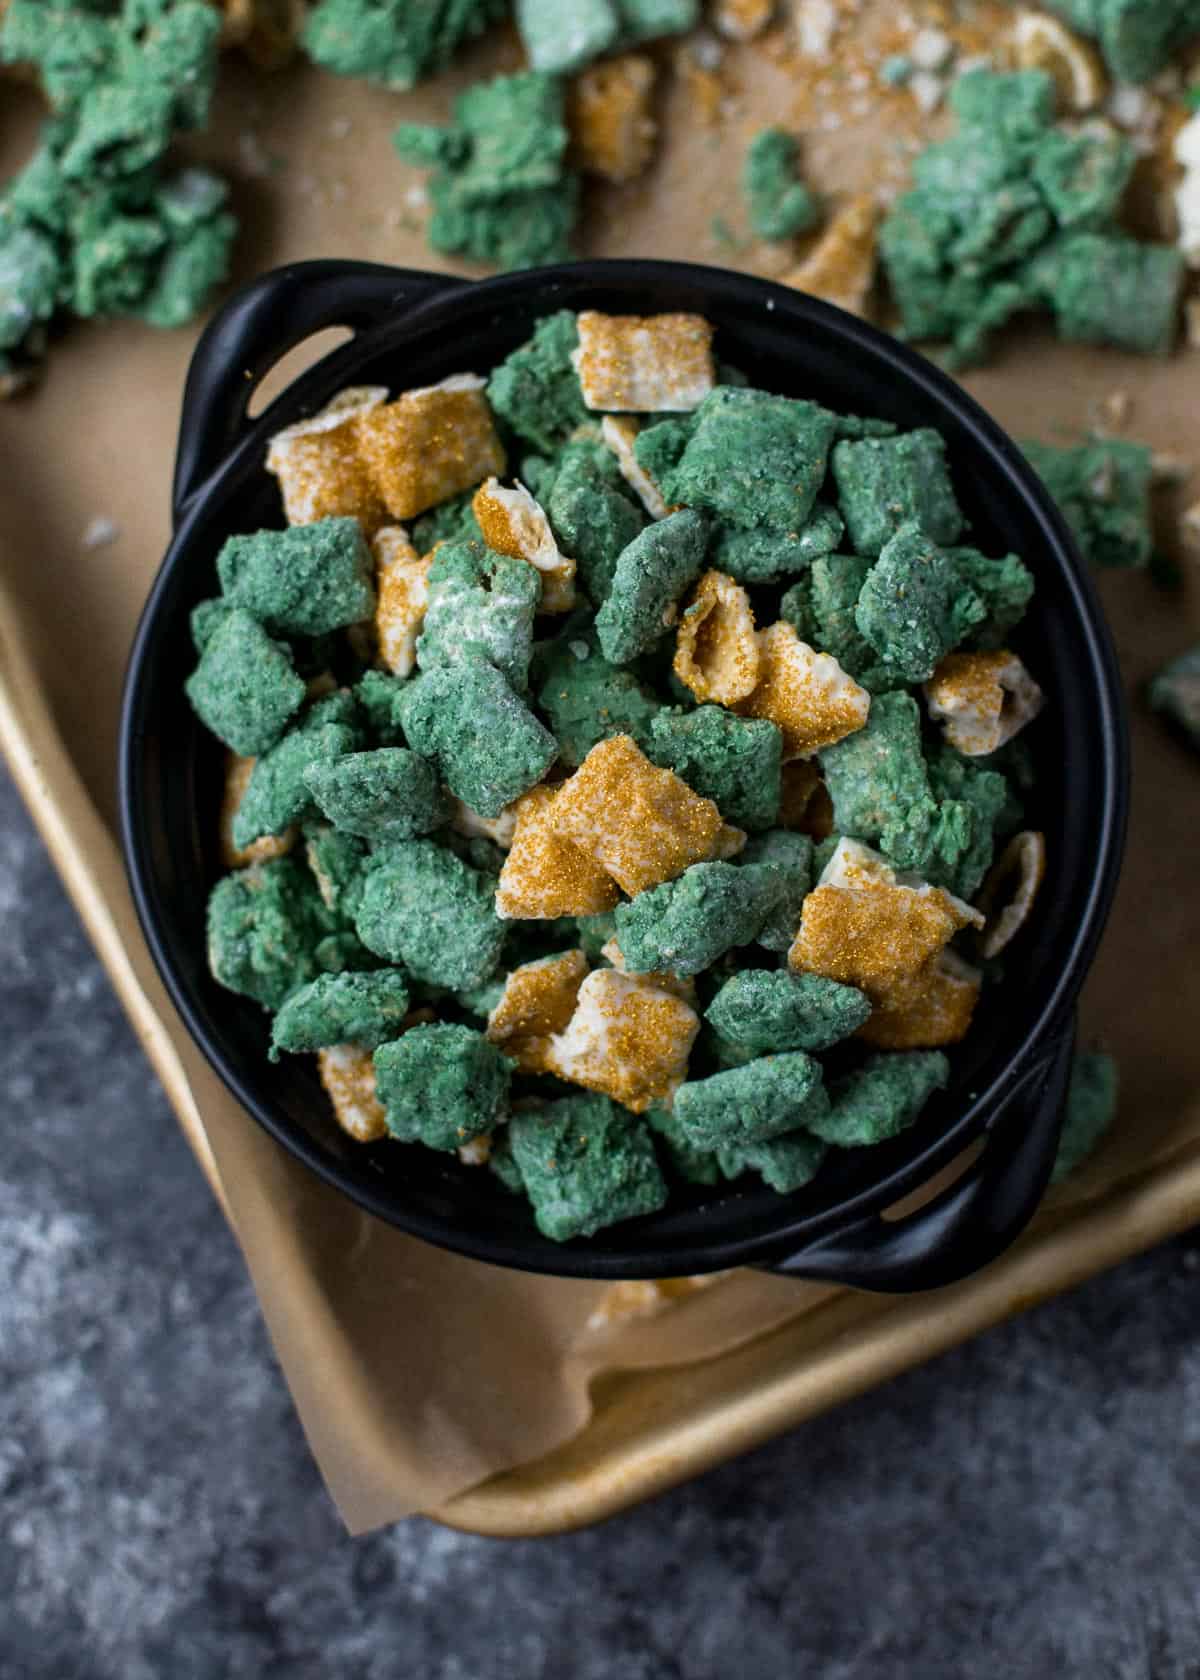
[769,1015,1076,1293]
[172,260,460,519]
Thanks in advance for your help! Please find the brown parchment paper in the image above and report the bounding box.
[2,17,1199,1534]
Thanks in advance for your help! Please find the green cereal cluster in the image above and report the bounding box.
[831,430,964,558]
[217,520,376,637]
[536,629,660,766]
[706,970,870,1055]
[710,503,845,585]
[507,1093,668,1241]
[375,1022,512,1151]
[1148,645,1200,754]
[546,431,646,604]
[302,0,505,89]
[613,860,779,978]
[398,656,558,817]
[879,69,1183,369]
[648,706,782,832]
[736,830,813,952]
[595,508,710,663]
[0,0,232,390]
[514,0,697,70]
[355,839,505,991]
[305,748,450,842]
[742,128,820,243]
[674,1053,830,1150]
[1022,437,1154,570]
[717,1130,828,1193]
[487,311,591,453]
[418,538,541,691]
[1050,1050,1118,1184]
[232,692,361,849]
[640,387,838,533]
[185,608,306,756]
[809,1051,950,1148]
[270,968,411,1058]
[394,70,579,271]
[207,856,334,1011]
[855,525,989,683]
[189,307,1043,1240]
[1038,0,1199,84]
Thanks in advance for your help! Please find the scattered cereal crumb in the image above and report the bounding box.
[81,514,119,549]
[792,0,837,60]
[910,27,953,72]
[908,69,945,113]
[329,116,352,139]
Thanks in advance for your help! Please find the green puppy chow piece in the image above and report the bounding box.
[855,523,988,683]
[736,829,812,953]
[304,748,449,842]
[1148,645,1200,753]
[1050,1050,1118,1184]
[216,518,375,637]
[818,690,932,846]
[649,387,838,533]
[1042,0,1196,84]
[69,198,166,317]
[648,706,782,832]
[718,1130,828,1194]
[647,1108,723,1186]
[137,200,236,329]
[206,855,332,1011]
[514,0,618,72]
[709,502,845,585]
[425,179,579,272]
[304,823,369,919]
[352,669,407,744]
[595,509,709,664]
[410,489,482,553]
[743,128,819,243]
[949,68,1055,141]
[508,1093,667,1242]
[0,4,117,109]
[1030,128,1135,231]
[633,413,693,485]
[185,607,305,756]
[355,838,505,990]
[397,656,557,817]
[1021,437,1153,570]
[951,547,1036,645]
[831,429,965,559]
[486,311,590,454]
[231,692,360,849]
[1032,232,1183,357]
[417,538,540,691]
[303,0,503,89]
[925,742,1009,899]
[706,970,870,1055]
[60,80,176,181]
[949,182,1052,280]
[313,928,380,974]
[536,629,659,767]
[189,598,229,653]
[613,860,778,979]
[809,1050,950,1148]
[374,1023,512,1151]
[270,968,411,1058]
[547,432,645,604]
[673,1052,829,1150]
[615,0,698,40]
[437,68,568,200]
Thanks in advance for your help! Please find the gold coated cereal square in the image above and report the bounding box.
[784,194,879,319]
[673,568,760,705]
[857,948,982,1049]
[495,785,622,919]
[486,949,589,1073]
[601,416,670,517]
[545,968,700,1113]
[355,374,506,521]
[550,734,738,896]
[735,621,870,760]
[924,650,1044,757]
[265,386,389,530]
[567,52,658,184]
[318,1043,388,1142]
[372,525,432,678]
[787,881,972,1004]
[572,311,716,413]
[472,477,577,611]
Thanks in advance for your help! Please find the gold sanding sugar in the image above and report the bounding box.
[219,752,295,869]
[547,969,700,1113]
[783,193,880,319]
[566,52,658,184]
[486,949,589,1075]
[788,881,972,1002]
[673,568,761,705]
[736,621,870,759]
[858,952,981,1049]
[495,786,621,919]
[550,734,730,896]
[317,1044,388,1142]
[572,311,716,413]
[355,375,506,521]
[266,386,389,530]
[925,649,1043,757]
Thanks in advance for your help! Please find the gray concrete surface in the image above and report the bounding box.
[2,766,1199,1680]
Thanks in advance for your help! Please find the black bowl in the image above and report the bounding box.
[118,260,1128,1290]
